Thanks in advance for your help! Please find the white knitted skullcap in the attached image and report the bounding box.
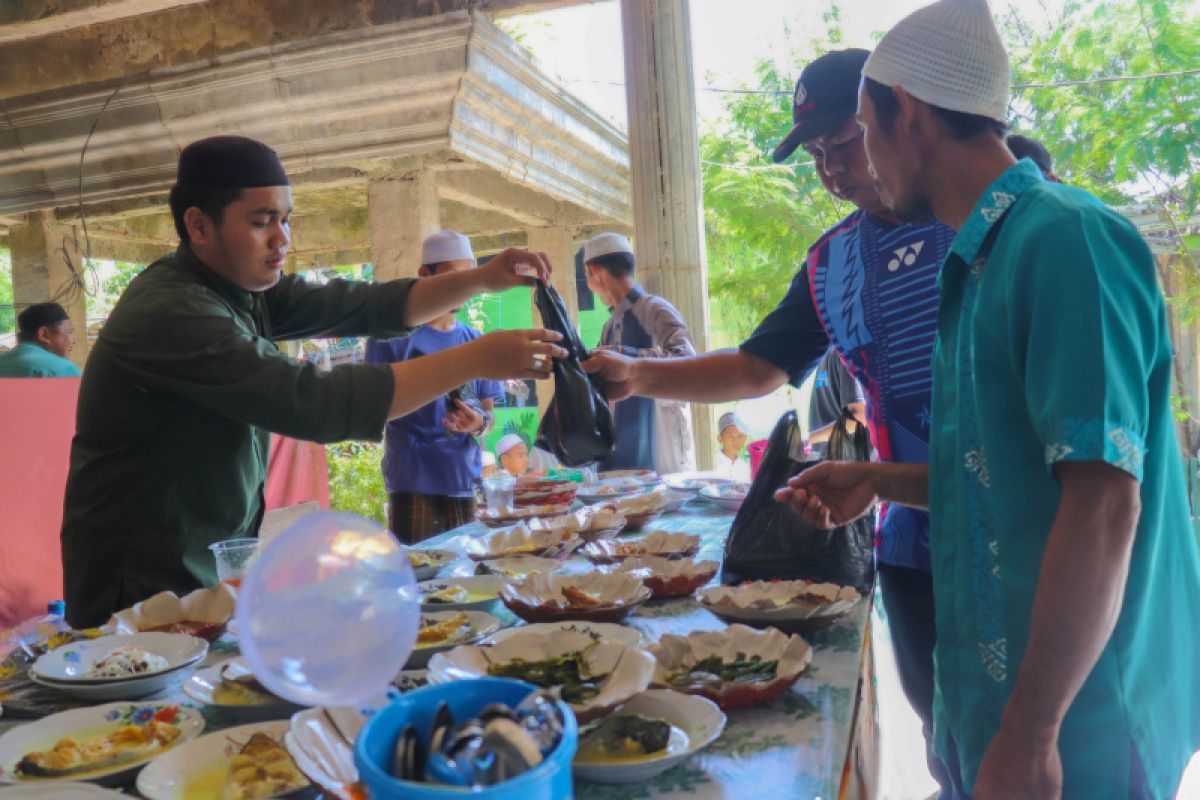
[496,433,525,456]
[864,0,1010,123]
[421,230,474,265]
[583,232,633,263]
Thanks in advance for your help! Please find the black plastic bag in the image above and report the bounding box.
[721,408,876,593]
[533,282,616,466]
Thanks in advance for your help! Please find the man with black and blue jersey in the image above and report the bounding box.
[583,48,955,794]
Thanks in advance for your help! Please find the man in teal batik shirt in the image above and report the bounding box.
[778,1,1200,798]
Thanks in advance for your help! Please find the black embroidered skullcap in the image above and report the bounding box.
[175,136,290,190]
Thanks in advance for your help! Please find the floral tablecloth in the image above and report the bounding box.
[0,501,876,799]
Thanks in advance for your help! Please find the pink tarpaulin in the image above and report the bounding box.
[0,378,78,629]
[265,434,330,511]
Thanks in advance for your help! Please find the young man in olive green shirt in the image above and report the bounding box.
[61,136,565,627]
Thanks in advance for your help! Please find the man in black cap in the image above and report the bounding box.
[60,135,566,627]
[583,50,957,794]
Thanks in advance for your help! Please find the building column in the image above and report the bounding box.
[526,225,579,421]
[619,0,714,469]
[367,168,439,283]
[9,211,90,367]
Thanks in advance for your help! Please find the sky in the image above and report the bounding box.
[503,0,1065,129]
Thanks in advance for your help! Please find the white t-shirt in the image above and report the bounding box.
[714,451,751,483]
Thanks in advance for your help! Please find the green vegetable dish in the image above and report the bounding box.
[665,651,778,688]
[486,650,605,705]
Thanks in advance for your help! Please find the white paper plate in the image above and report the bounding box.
[485,621,643,648]
[597,470,662,486]
[0,701,204,786]
[416,576,507,612]
[577,478,645,503]
[181,658,304,715]
[285,707,367,800]
[136,720,314,800]
[471,557,564,580]
[406,610,502,669]
[663,473,735,494]
[404,548,459,581]
[698,482,750,510]
[572,690,726,783]
[31,633,207,684]
[428,630,655,723]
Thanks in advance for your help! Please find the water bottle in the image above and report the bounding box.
[0,600,73,662]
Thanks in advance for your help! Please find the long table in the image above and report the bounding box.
[0,501,877,798]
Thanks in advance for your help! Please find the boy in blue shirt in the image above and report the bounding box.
[366,231,502,543]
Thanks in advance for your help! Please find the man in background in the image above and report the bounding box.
[0,303,81,377]
[366,231,503,544]
[584,232,697,475]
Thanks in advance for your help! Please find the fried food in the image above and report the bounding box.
[417,612,470,645]
[560,586,602,609]
[16,719,180,778]
[424,585,469,604]
[222,732,310,800]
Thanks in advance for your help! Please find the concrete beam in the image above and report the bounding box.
[0,0,599,100]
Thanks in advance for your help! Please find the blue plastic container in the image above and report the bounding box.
[355,678,578,799]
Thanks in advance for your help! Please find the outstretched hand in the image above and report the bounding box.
[580,349,637,401]
[480,248,552,291]
[773,461,879,528]
[469,329,566,381]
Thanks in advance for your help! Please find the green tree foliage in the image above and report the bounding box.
[1002,0,1198,228]
[700,15,852,341]
[0,250,14,335]
[326,441,387,527]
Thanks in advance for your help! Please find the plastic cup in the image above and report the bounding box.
[483,473,516,512]
[208,538,260,589]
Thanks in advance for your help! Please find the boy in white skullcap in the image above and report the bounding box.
[366,231,506,543]
[779,2,1200,797]
[495,433,529,477]
[714,412,750,483]
[581,232,697,475]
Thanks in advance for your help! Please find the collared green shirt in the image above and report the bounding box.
[0,342,81,377]
[62,245,415,628]
[929,158,1200,797]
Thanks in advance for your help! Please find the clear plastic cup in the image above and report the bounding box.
[482,473,516,513]
[208,538,260,589]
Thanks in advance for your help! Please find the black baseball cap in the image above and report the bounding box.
[771,48,870,163]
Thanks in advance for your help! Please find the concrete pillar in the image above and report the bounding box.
[367,169,439,283]
[526,225,579,421]
[9,211,89,368]
[619,0,714,469]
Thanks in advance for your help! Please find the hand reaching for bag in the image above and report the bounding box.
[580,349,637,401]
[467,329,567,381]
[773,461,880,529]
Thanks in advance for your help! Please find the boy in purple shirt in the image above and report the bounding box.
[366,231,502,543]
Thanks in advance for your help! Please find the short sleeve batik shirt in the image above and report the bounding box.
[928,158,1200,797]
